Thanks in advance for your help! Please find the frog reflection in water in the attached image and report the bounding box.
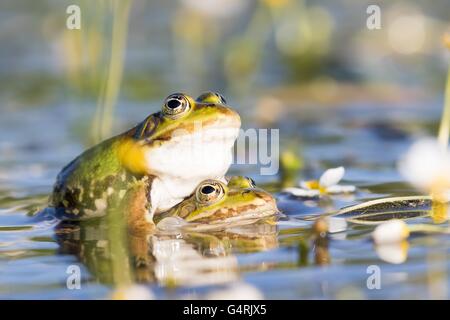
[56,177,279,284]
[50,92,241,232]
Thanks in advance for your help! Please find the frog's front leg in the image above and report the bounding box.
[121,177,155,267]
[122,177,155,232]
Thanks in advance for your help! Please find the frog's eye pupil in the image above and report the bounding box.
[201,185,215,195]
[166,99,181,109]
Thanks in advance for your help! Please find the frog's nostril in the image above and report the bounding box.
[167,99,181,109]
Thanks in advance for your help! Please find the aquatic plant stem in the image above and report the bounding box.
[437,64,450,149]
[92,0,132,143]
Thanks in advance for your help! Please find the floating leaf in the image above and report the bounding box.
[334,196,432,224]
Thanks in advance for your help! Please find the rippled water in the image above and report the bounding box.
[1,100,450,299]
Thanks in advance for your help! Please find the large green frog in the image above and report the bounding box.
[155,176,279,231]
[50,92,241,229]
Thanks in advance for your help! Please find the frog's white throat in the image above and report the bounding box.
[144,126,238,214]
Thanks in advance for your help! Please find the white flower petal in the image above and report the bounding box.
[282,187,320,197]
[111,285,154,300]
[372,220,410,244]
[375,243,408,264]
[299,181,311,189]
[326,184,356,194]
[442,190,450,202]
[319,166,345,187]
[398,139,450,191]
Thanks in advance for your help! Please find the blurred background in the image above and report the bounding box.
[1,0,449,126]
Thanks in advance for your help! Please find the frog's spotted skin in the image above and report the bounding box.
[51,92,241,222]
[51,138,138,219]
[156,177,278,229]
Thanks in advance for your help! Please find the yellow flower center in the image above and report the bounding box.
[304,180,327,193]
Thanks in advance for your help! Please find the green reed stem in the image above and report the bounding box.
[437,65,450,149]
[92,0,132,143]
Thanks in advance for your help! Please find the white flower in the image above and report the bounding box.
[281,187,320,197]
[398,138,450,200]
[111,285,154,300]
[319,166,345,187]
[372,220,410,244]
[282,166,356,197]
[375,242,409,264]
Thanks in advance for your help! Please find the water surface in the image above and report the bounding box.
[1,100,449,299]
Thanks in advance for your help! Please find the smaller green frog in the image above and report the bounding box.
[155,176,278,231]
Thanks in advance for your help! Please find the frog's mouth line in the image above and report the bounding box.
[151,126,240,144]
[181,209,280,232]
[156,207,279,233]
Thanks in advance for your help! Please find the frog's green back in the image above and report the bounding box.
[63,138,123,183]
[51,135,134,219]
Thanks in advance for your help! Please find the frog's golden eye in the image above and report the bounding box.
[162,93,190,118]
[195,180,225,205]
